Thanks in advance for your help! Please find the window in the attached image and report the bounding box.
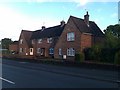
[49,48,54,54]
[47,38,52,43]
[37,48,41,53]
[19,48,23,53]
[67,32,75,41]
[32,40,34,44]
[67,48,75,56]
[20,39,23,44]
[59,48,62,55]
[38,39,42,43]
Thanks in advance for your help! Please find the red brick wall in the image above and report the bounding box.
[54,18,82,61]
[9,44,18,53]
[81,33,92,51]
[33,37,58,58]
[18,33,30,56]
[54,17,93,61]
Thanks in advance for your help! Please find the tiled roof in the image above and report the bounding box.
[11,41,18,45]
[31,25,65,39]
[70,16,104,37]
[21,30,33,47]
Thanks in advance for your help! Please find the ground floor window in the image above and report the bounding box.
[67,48,75,56]
[37,48,41,53]
[49,48,54,54]
[19,48,23,53]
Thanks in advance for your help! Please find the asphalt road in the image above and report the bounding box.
[1,58,120,88]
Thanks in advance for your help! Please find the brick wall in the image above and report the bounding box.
[9,44,18,53]
[54,18,82,60]
[33,37,59,58]
[81,33,92,52]
[19,33,30,56]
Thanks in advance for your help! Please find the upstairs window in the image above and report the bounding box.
[47,38,52,43]
[67,32,75,41]
[38,39,42,43]
[20,39,23,44]
[67,48,75,56]
[49,48,54,54]
[32,40,34,44]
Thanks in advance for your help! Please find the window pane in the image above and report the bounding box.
[67,32,75,41]
[59,48,62,55]
[49,48,54,54]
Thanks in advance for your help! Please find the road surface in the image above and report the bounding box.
[1,58,119,88]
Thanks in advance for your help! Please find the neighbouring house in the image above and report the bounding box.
[9,41,19,54]
[18,30,33,58]
[18,21,65,59]
[54,12,104,60]
[13,12,105,60]
[30,21,65,59]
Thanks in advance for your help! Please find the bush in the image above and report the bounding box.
[75,52,84,62]
[100,48,117,63]
[114,51,120,65]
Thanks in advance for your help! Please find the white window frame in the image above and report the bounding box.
[38,39,42,43]
[19,48,23,53]
[59,48,62,55]
[47,38,52,43]
[20,39,23,44]
[67,48,75,56]
[67,32,75,41]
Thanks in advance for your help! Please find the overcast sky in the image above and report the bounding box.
[0,0,119,41]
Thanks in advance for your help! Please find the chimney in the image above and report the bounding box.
[60,20,65,27]
[41,26,45,30]
[84,11,89,27]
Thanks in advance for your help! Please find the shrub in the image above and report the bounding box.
[100,48,118,63]
[114,50,120,65]
[75,52,84,62]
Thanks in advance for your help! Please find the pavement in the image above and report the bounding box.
[1,58,120,88]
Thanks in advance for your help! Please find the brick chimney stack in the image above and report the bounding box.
[84,11,89,27]
[60,20,65,27]
[41,26,45,30]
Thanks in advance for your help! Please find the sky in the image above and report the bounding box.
[0,0,119,41]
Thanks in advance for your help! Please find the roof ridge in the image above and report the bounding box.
[34,24,62,32]
[71,16,82,33]
[22,30,33,32]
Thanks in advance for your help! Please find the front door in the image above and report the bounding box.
[30,48,33,55]
[41,48,45,56]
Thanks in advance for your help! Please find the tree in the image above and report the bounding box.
[104,24,120,48]
[1,38,13,49]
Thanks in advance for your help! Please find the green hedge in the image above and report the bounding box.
[114,50,120,65]
[84,47,120,64]
[75,52,84,62]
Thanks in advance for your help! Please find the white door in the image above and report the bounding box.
[30,48,33,55]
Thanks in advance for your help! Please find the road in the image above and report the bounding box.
[1,58,119,88]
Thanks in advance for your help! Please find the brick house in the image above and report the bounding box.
[54,12,104,60]
[30,21,65,59]
[18,21,65,59]
[18,30,33,58]
[16,12,104,60]
[9,41,19,54]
